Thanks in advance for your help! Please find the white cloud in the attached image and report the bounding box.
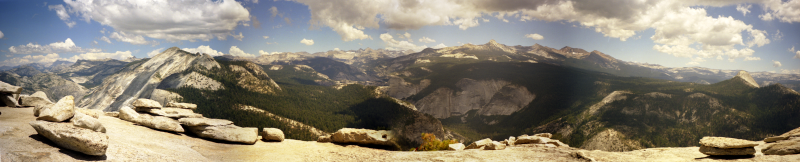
[432,43,447,49]
[300,38,315,45]
[66,51,133,62]
[736,4,751,16]
[147,48,165,57]
[270,6,279,18]
[773,30,783,41]
[284,17,292,25]
[8,38,100,54]
[0,30,4,39]
[795,51,800,59]
[183,45,223,56]
[1,53,62,67]
[380,33,427,52]
[686,57,706,65]
[482,18,490,22]
[744,57,761,61]
[761,0,800,23]
[419,37,436,43]
[228,46,255,57]
[403,32,411,39]
[100,36,112,44]
[62,0,250,42]
[110,31,158,45]
[773,60,782,67]
[232,32,244,41]
[48,5,75,28]
[791,46,796,52]
[525,33,544,40]
[258,50,281,55]
[333,48,340,51]
[781,69,800,74]
[263,36,269,39]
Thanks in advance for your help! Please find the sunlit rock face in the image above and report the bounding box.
[413,78,535,118]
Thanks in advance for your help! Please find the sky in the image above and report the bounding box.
[0,0,798,74]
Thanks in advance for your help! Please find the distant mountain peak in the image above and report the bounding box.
[735,70,759,88]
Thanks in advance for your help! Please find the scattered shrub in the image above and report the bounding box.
[414,133,458,151]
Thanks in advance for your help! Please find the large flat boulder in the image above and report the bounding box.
[37,96,75,122]
[20,93,53,107]
[329,128,395,146]
[699,145,755,156]
[466,138,492,149]
[485,141,506,150]
[448,143,465,151]
[185,124,259,144]
[134,113,185,133]
[118,106,139,121]
[145,108,202,119]
[75,108,103,119]
[132,98,162,111]
[179,118,233,127]
[33,103,54,117]
[71,112,106,133]
[166,102,197,110]
[30,91,51,102]
[762,138,800,155]
[29,120,108,156]
[699,137,759,149]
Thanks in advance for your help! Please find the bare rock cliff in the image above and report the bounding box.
[414,78,535,118]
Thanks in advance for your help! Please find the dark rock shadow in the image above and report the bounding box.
[695,155,755,160]
[29,134,108,161]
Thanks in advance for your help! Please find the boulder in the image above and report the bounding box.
[75,108,103,119]
[515,136,550,145]
[185,124,259,144]
[764,136,789,143]
[448,143,465,151]
[71,112,106,133]
[145,108,202,119]
[132,98,162,111]
[20,94,53,107]
[118,106,139,121]
[135,114,184,133]
[485,141,506,150]
[548,139,569,147]
[533,133,552,138]
[179,118,233,127]
[1,94,20,107]
[699,137,759,148]
[29,121,108,156]
[466,138,492,149]
[762,138,800,155]
[166,102,197,110]
[105,112,119,117]
[30,91,51,102]
[317,135,332,143]
[179,118,258,144]
[262,128,285,142]
[0,81,21,107]
[37,96,75,122]
[329,128,396,146]
[33,103,54,117]
[507,136,516,146]
[699,145,756,156]
[0,81,22,94]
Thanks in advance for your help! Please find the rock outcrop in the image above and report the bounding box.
[36,96,75,122]
[179,118,259,144]
[132,98,162,111]
[448,143,465,151]
[698,137,758,156]
[329,128,396,146]
[118,105,184,133]
[29,120,108,156]
[0,81,22,107]
[466,138,492,149]
[20,91,52,107]
[166,102,197,110]
[485,141,506,150]
[762,127,800,155]
[415,78,535,118]
[735,71,759,88]
[149,89,184,106]
[262,128,285,142]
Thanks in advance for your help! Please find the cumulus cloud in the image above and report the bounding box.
[258,50,281,55]
[61,0,250,42]
[48,5,75,28]
[100,36,112,44]
[0,30,4,39]
[8,38,100,54]
[333,48,340,51]
[110,31,158,45]
[300,38,314,45]
[270,6,279,18]
[147,48,165,57]
[795,51,800,59]
[736,4,751,16]
[760,0,800,23]
[228,46,255,57]
[525,33,544,40]
[744,57,761,61]
[182,45,223,56]
[419,37,436,43]
[1,53,62,67]
[263,36,269,39]
[432,43,447,49]
[781,69,800,74]
[380,33,427,52]
[66,51,133,62]
[773,60,782,67]
[686,57,706,66]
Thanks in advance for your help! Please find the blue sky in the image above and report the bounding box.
[0,0,798,74]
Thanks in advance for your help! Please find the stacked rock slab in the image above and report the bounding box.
[166,102,197,110]
[134,99,203,119]
[329,128,396,146]
[118,105,184,133]
[20,91,53,107]
[762,127,800,155]
[698,137,758,156]
[28,94,109,156]
[514,133,569,147]
[0,81,22,107]
[179,118,259,144]
[466,138,493,149]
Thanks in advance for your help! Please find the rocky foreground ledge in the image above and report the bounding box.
[2,107,800,161]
